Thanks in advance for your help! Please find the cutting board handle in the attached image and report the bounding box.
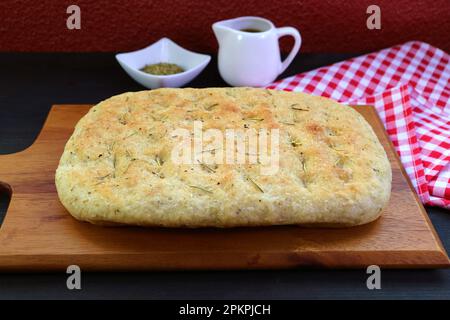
[0,181,12,201]
[0,155,12,228]
[0,153,12,187]
[0,153,13,186]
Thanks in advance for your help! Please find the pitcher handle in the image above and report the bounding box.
[276,27,302,74]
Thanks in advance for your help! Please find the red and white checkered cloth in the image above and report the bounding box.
[267,41,450,209]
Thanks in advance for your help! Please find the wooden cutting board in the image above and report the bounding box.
[0,105,448,271]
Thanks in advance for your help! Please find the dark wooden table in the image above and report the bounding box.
[0,53,449,299]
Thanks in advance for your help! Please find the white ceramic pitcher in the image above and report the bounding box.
[212,16,301,87]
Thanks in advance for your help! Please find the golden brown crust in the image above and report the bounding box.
[55,88,391,228]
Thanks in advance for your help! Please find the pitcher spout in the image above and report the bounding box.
[212,19,234,42]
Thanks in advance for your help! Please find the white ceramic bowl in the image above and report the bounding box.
[116,38,211,89]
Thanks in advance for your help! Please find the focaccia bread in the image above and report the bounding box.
[55,88,391,227]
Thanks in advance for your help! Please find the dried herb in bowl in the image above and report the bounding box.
[140,63,184,75]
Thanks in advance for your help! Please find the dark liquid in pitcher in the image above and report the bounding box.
[240,28,262,33]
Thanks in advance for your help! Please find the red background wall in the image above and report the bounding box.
[0,0,449,53]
